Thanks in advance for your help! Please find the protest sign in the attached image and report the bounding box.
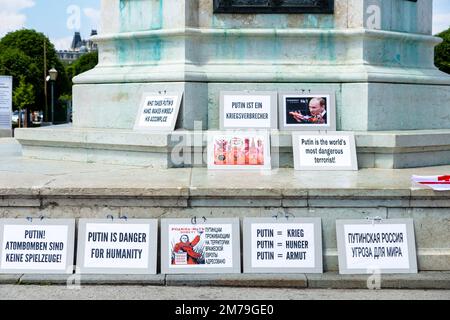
[207,131,272,170]
[292,132,358,170]
[220,91,278,129]
[134,92,183,131]
[76,219,158,274]
[336,219,417,274]
[279,92,336,131]
[243,218,322,273]
[0,219,75,274]
[161,218,240,274]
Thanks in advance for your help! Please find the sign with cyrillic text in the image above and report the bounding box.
[292,132,358,171]
[161,218,241,274]
[0,219,75,274]
[76,219,158,274]
[243,218,322,273]
[220,91,278,129]
[134,92,183,131]
[336,219,417,274]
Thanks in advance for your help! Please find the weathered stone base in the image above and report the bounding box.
[15,125,450,169]
[1,138,449,273]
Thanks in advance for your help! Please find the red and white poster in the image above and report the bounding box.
[207,131,271,170]
[412,175,450,191]
[168,224,233,268]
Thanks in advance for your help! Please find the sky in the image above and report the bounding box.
[0,0,449,50]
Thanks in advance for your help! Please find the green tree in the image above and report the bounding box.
[0,29,71,113]
[66,51,98,81]
[435,27,450,74]
[13,78,35,128]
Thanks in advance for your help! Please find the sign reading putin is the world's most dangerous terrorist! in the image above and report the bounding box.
[243,218,323,273]
[292,132,358,171]
[336,219,418,274]
[76,219,158,274]
[0,219,75,274]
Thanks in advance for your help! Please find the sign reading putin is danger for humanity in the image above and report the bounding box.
[0,219,75,274]
[76,219,158,274]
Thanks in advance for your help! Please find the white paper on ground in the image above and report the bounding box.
[411,175,450,191]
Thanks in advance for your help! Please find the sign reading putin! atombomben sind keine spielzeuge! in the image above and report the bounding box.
[0,219,75,274]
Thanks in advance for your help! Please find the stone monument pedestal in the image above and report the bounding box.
[15,0,450,168]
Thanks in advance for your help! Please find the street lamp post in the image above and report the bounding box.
[48,67,58,124]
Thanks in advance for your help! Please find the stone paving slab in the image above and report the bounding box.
[166,274,308,288]
[19,274,71,285]
[0,274,22,284]
[2,138,450,200]
[11,272,450,289]
[306,272,450,289]
[76,274,165,286]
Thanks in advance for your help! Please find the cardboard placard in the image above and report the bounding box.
[243,218,323,273]
[220,91,278,130]
[292,131,358,171]
[76,219,158,274]
[279,92,336,131]
[0,219,75,274]
[161,218,241,274]
[134,92,183,131]
[207,131,272,170]
[336,219,418,274]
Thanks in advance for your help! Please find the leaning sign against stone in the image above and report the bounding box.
[243,217,323,273]
[76,219,158,274]
[0,219,75,274]
[134,92,183,131]
[161,218,241,274]
[336,219,418,274]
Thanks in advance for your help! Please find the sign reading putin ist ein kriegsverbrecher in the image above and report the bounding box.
[220,91,278,130]
[336,219,418,274]
[0,219,75,274]
[243,218,323,273]
[76,219,158,274]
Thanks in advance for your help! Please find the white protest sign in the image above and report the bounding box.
[134,92,183,131]
[243,218,323,273]
[220,91,278,129]
[76,219,158,274]
[292,132,358,171]
[336,219,418,274]
[0,219,75,274]
[161,218,241,274]
[0,76,13,135]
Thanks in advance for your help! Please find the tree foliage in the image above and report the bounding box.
[435,27,450,74]
[66,51,98,81]
[13,77,35,111]
[0,29,71,111]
